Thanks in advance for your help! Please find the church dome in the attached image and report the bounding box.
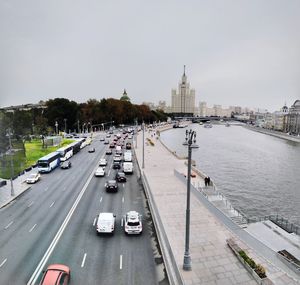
[120,89,130,102]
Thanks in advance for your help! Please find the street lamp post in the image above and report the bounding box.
[7,128,15,196]
[64,118,67,134]
[142,122,145,168]
[55,121,58,135]
[77,120,80,134]
[182,129,198,271]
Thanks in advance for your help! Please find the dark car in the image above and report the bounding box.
[39,264,70,285]
[105,180,118,192]
[109,143,115,149]
[88,147,95,153]
[104,140,109,144]
[61,160,72,169]
[126,142,132,150]
[115,171,127,182]
[106,149,112,155]
[112,161,121,169]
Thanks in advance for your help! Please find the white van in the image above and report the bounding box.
[123,162,133,174]
[96,213,116,234]
[124,151,132,162]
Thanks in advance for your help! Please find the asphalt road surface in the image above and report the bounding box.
[0,133,169,285]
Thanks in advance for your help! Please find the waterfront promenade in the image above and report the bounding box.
[135,125,300,284]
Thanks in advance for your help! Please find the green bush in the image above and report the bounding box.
[238,250,266,278]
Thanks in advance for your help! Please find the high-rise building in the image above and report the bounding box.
[171,66,195,115]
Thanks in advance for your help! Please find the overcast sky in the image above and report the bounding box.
[1,0,299,112]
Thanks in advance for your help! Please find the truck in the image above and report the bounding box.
[124,151,132,162]
[123,162,133,174]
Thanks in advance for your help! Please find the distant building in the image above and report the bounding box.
[284,100,300,135]
[120,89,130,102]
[171,66,195,115]
[0,101,47,112]
[198,102,240,117]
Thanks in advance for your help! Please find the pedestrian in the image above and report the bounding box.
[207,176,211,186]
[204,177,208,186]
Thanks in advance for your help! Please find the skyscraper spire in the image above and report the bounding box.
[183,65,186,76]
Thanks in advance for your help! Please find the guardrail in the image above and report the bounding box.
[133,149,184,285]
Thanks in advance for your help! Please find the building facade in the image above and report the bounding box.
[284,100,300,135]
[171,66,195,115]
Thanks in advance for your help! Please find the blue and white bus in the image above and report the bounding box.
[69,140,81,154]
[56,145,73,161]
[37,152,61,173]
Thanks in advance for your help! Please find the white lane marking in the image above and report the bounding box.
[93,218,97,227]
[120,255,123,270]
[27,201,34,208]
[123,183,125,187]
[27,163,99,285]
[0,258,7,268]
[122,196,124,203]
[5,221,14,229]
[100,197,102,203]
[49,202,55,208]
[29,224,37,233]
[81,253,87,268]
[44,187,49,192]
[108,169,111,176]
[121,218,123,227]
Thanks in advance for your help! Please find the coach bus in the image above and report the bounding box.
[37,152,61,173]
[69,140,82,154]
[56,145,73,161]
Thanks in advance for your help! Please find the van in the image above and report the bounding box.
[124,151,132,162]
[123,162,133,174]
[96,213,116,234]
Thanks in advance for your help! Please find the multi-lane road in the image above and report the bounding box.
[0,133,168,284]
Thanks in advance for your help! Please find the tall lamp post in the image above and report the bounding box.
[7,128,15,196]
[182,129,198,271]
[55,121,58,135]
[142,122,145,168]
[64,118,67,134]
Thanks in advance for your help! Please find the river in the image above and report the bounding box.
[160,124,300,225]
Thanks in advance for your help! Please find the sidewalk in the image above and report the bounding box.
[0,170,34,209]
[135,126,299,284]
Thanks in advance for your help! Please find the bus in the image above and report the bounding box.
[56,145,73,161]
[69,140,82,154]
[37,152,61,173]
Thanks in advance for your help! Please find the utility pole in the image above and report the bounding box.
[142,122,145,169]
[8,128,15,196]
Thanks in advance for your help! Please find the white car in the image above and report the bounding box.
[96,213,116,234]
[95,167,105,177]
[99,158,107,166]
[26,173,41,184]
[124,211,142,235]
[113,156,122,162]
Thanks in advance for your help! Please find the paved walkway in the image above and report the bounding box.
[0,170,34,209]
[135,126,300,284]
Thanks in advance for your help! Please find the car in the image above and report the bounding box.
[100,137,105,141]
[115,171,127,182]
[96,212,116,234]
[106,134,111,138]
[126,142,132,149]
[88,147,95,153]
[112,161,121,169]
[95,167,105,177]
[39,264,70,285]
[105,180,118,192]
[124,211,142,235]
[106,149,112,155]
[61,160,72,169]
[128,134,133,139]
[26,173,41,184]
[113,156,122,163]
[104,140,109,144]
[99,158,107,166]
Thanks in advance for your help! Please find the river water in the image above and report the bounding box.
[160,124,300,225]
